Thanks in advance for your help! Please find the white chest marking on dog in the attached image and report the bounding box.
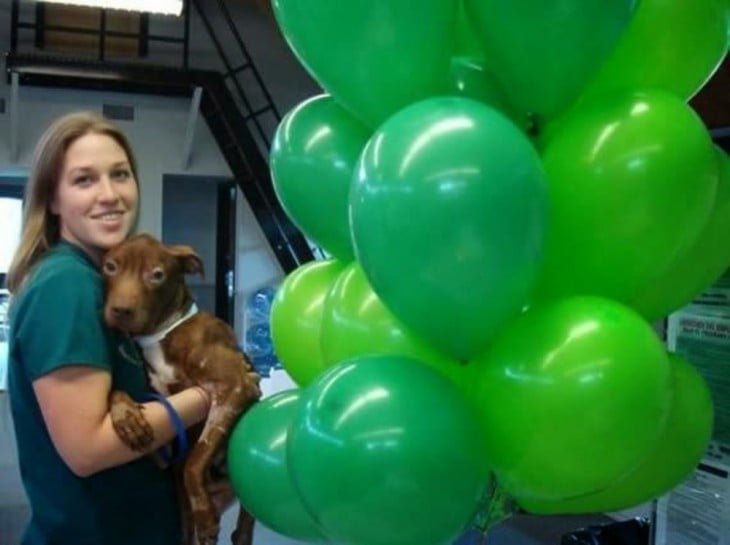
[141,343,177,394]
[134,303,199,394]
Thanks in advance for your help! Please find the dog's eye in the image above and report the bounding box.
[149,267,166,284]
[102,259,119,276]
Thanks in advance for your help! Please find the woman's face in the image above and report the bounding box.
[51,132,139,262]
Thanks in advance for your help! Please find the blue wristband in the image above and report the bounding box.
[140,393,188,465]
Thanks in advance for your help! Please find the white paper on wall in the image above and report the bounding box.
[655,446,730,545]
[658,271,730,545]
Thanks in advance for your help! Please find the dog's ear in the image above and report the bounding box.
[166,245,205,277]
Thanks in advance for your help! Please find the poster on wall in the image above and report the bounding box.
[655,445,730,545]
[659,270,730,545]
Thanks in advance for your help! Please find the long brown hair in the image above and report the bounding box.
[5,111,139,294]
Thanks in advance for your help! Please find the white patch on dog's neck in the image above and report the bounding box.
[134,303,199,394]
[134,303,199,348]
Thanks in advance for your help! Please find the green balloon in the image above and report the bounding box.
[581,0,728,102]
[536,90,718,306]
[463,0,635,121]
[227,390,325,541]
[350,96,548,361]
[271,0,457,127]
[287,355,491,545]
[632,148,730,321]
[270,259,345,387]
[454,0,483,57]
[469,297,672,501]
[271,95,371,261]
[448,56,530,132]
[520,353,713,514]
[320,262,466,389]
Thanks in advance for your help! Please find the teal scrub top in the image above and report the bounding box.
[8,241,182,545]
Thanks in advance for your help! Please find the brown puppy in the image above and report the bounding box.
[102,233,261,545]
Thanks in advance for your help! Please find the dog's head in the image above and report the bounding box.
[101,233,203,335]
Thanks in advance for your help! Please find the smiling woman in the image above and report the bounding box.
[49,132,139,263]
[4,111,211,545]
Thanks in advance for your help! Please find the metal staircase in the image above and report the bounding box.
[192,0,283,154]
[5,0,316,273]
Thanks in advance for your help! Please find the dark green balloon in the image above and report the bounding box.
[271,95,370,261]
[272,0,457,127]
[227,390,325,541]
[288,355,491,545]
[464,0,636,120]
[448,56,529,132]
[453,0,483,57]
[350,96,548,361]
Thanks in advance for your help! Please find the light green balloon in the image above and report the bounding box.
[469,297,673,501]
[519,353,713,514]
[271,95,370,261]
[227,390,325,541]
[320,262,466,389]
[535,90,718,306]
[350,96,548,362]
[270,259,345,387]
[581,0,728,102]
[463,0,635,121]
[272,0,458,127]
[632,147,730,321]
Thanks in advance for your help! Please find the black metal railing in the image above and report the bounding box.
[192,0,281,152]
[10,0,191,66]
[10,1,285,152]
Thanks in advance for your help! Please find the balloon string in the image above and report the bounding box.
[473,476,519,542]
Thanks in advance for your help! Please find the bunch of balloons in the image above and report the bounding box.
[227,1,728,544]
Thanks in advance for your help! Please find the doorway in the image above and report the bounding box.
[161,175,237,326]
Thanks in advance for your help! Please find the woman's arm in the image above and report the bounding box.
[33,365,209,477]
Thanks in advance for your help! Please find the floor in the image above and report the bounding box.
[0,392,30,545]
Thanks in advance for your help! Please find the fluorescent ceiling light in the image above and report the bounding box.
[37,0,183,16]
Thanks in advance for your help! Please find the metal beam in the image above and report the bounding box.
[181,86,203,170]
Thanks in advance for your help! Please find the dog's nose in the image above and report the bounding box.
[111,306,133,320]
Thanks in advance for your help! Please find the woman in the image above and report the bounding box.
[6,111,210,544]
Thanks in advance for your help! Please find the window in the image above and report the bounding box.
[0,184,23,391]
[0,197,23,275]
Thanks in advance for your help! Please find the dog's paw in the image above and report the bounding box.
[109,390,154,452]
